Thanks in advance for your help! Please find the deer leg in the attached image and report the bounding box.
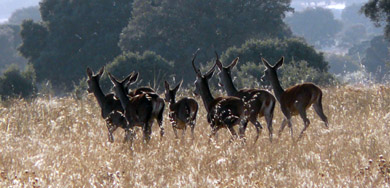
[182,126,187,139]
[279,118,288,136]
[313,101,328,128]
[172,126,179,139]
[158,109,165,138]
[288,119,293,140]
[143,122,152,143]
[228,125,238,142]
[124,127,135,143]
[208,125,219,144]
[106,122,118,143]
[265,113,274,143]
[298,108,310,140]
[253,121,262,144]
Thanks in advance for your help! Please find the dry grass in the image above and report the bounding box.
[1,85,390,187]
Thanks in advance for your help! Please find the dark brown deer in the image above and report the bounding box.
[261,57,328,140]
[108,72,156,143]
[216,53,276,142]
[86,67,127,142]
[125,72,165,138]
[192,51,249,143]
[164,80,198,139]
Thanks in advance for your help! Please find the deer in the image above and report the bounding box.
[164,80,198,140]
[125,72,165,138]
[191,51,249,143]
[108,72,158,143]
[215,53,276,143]
[261,57,329,140]
[86,67,127,142]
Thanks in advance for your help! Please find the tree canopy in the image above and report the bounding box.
[119,0,293,83]
[285,7,342,48]
[18,0,133,91]
[361,0,390,39]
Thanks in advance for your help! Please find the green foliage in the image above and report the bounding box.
[119,0,293,83]
[285,7,342,48]
[362,35,390,82]
[103,51,174,92]
[0,24,27,71]
[361,0,390,39]
[220,38,334,88]
[339,24,367,48]
[18,0,133,92]
[0,64,35,99]
[8,6,41,25]
[222,38,328,71]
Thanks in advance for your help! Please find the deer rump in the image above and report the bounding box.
[207,96,245,126]
[169,98,198,128]
[125,93,154,127]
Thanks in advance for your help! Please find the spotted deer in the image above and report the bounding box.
[108,72,157,143]
[216,53,276,142]
[86,67,127,142]
[192,51,249,143]
[261,57,329,140]
[164,80,198,139]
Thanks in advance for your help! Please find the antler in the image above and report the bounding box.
[192,49,201,76]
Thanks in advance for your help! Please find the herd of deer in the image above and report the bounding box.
[86,51,329,145]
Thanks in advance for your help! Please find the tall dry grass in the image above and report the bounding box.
[1,85,390,187]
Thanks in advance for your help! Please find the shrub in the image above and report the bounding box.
[0,64,35,99]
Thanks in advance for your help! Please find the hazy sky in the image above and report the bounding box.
[0,0,40,22]
[0,0,368,23]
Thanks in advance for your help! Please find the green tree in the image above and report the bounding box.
[219,38,334,88]
[361,0,390,39]
[102,51,174,92]
[8,6,41,25]
[285,7,342,48]
[362,35,390,82]
[18,0,133,92]
[0,64,35,99]
[0,24,27,71]
[119,0,293,83]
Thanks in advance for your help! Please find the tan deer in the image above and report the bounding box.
[86,67,127,142]
[164,80,198,139]
[216,53,276,142]
[192,51,249,142]
[261,57,329,140]
[108,72,156,143]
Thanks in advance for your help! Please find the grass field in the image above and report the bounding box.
[1,85,390,187]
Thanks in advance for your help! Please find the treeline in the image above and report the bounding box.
[3,0,386,98]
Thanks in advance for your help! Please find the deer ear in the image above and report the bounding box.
[274,56,284,69]
[216,58,223,70]
[174,80,182,92]
[205,63,216,80]
[108,72,118,85]
[229,57,239,70]
[86,67,93,78]
[128,72,139,84]
[164,80,170,91]
[97,66,105,78]
[261,57,272,69]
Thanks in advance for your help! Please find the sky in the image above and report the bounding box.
[0,0,40,22]
[0,0,367,23]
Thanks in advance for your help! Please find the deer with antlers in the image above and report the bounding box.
[192,51,249,142]
[164,80,198,139]
[108,72,160,143]
[86,67,127,142]
[261,57,328,140]
[216,53,276,142]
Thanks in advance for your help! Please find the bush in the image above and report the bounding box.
[219,38,335,89]
[102,51,174,92]
[0,64,35,99]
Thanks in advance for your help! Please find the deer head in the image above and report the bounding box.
[192,50,216,97]
[261,56,284,82]
[164,80,182,103]
[86,66,104,93]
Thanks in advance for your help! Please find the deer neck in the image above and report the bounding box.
[91,84,106,109]
[269,75,285,103]
[199,82,214,113]
[223,74,239,96]
[114,86,130,110]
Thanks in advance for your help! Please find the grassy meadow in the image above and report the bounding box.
[1,85,390,187]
